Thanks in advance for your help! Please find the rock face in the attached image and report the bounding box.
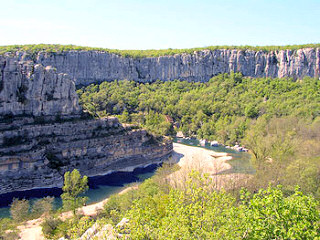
[17,47,320,85]
[0,57,81,116]
[0,57,172,195]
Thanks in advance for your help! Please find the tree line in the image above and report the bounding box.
[1,43,319,57]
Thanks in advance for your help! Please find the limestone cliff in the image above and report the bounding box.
[11,47,320,85]
[0,57,80,116]
[0,57,172,195]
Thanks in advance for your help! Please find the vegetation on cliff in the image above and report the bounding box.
[1,43,320,57]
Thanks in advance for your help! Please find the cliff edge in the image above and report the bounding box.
[4,46,318,85]
[0,56,172,195]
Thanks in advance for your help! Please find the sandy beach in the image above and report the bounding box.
[168,143,247,189]
[17,142,242,240]
[171,142,232,173]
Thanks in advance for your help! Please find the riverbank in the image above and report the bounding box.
[171,142,232,172]
[170,143,251,189]
[17,143,249,239]
[18,185,138,240]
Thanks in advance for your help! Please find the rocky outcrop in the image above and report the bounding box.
[79,218,129,240]
[9,47,319,85]
[0,57,172,195]
[0,116,172,194]
[0,57,80,116]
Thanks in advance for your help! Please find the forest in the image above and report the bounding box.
[41,170,320,239]
[77,73,320,143]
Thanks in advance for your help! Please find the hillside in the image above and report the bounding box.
[77,74,320,144]
[0,54,172,195]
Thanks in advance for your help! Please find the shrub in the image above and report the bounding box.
[31,196,54,218]
[10,198,30,222]
[41,217,63,239]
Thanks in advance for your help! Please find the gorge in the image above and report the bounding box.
[0,55,172,195]
[1,44,320,195]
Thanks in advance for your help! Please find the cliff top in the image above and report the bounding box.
[0,43,320,58]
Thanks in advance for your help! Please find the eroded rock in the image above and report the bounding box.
[0,58,172,195]
[30,48,320,85]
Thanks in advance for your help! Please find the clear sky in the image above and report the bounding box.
[1,0,319,50]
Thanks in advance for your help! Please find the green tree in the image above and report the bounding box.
[61,169,88,216]
[245,103,259,118]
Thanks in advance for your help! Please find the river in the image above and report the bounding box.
[0,138,253,218]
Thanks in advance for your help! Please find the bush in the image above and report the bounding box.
[41,217,63,239]
[10,198,29,222]
[0,218,18,240]
[65,216,94,239]
[31,196,54,218]
[1,231,19,240]
[124,173,320,239]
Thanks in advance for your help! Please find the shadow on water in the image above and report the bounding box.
[0,163,159,218]
[0,140,255,218]
[174,138,255,175]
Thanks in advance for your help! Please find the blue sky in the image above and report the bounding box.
[1,0,319,49]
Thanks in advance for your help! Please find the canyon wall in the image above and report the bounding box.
[0,57,80,116]
[10,47,319,85]
[0,57,172,194]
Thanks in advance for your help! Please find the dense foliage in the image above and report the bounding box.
[1,43,319,57]
[0,197,54,239]
[77,73,320,144]
[0,217,19,240]
[41,167,320,239]
[41,215,94,240]
[98,171,320,239]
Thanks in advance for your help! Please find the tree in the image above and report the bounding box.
[10,198,30,222]
[32,196,54,217]
[61,169,88,216]
[245,103,259,118]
